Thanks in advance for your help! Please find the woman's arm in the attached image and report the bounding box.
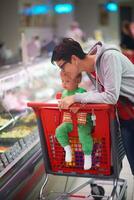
[74,51,122,104]
[59,51,123,109]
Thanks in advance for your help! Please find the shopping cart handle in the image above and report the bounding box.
[27,101,114,111]
[70,103,114,111]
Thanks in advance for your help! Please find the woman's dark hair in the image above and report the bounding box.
[51,38,86,64]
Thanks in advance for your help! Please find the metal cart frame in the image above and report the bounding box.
[28,102,127,200]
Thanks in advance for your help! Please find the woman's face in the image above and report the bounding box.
[56,56,80,79]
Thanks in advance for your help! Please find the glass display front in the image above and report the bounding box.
[0,59,61,177]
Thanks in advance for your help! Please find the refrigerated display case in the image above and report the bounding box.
[0,59,61,200]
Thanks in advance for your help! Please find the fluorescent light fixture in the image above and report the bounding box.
[105,1,118,12]
[54,4,74,14]
[21,5,49,15]
[31,5,49,15]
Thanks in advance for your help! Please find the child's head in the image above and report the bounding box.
[60,71,82,90]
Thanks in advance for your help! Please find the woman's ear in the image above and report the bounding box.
[71,55,78,65]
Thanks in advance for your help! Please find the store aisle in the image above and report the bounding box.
[42,156,134,200]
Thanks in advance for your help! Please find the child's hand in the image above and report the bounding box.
[69,106,80,113]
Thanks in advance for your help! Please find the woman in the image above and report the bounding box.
[51,38,134,175]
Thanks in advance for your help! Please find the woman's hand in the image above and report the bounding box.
[58,95,75,109]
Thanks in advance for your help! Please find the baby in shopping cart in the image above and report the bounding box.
[56,71,93,170]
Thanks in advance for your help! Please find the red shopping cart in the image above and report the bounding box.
[28,101,127,200]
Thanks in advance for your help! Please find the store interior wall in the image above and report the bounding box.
[18,0,55,44]
[0,0,19,54]
[75,0,134,44]
[55,13,74,38]
[24,27,54,43]
[75,0,99,39]
[0,0,134,56]
[54,0,134,43]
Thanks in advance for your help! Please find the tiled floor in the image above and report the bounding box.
[42,156,133,200]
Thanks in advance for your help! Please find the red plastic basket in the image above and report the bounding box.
[28,102,116,177]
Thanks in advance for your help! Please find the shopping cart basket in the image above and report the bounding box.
[28,101,127,200]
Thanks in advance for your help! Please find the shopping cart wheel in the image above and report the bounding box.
[91,184,105,200]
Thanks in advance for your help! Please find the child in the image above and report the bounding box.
[56,71,93,170]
